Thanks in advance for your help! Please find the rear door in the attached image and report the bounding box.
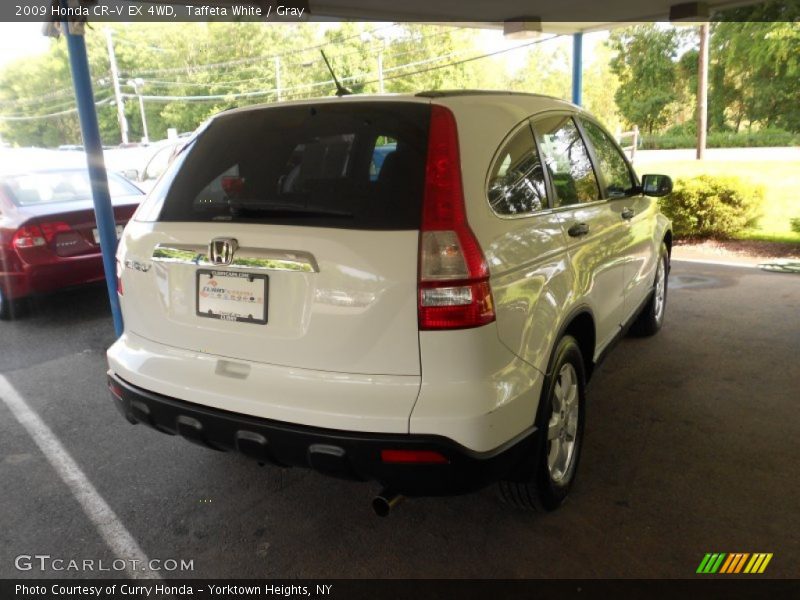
[532,113,627,351]
[121,101,431,376]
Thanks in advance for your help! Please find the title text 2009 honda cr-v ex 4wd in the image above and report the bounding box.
[107,91,673,514]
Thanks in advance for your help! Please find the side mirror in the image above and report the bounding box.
[640,174,673,197]
[121,169,139,181]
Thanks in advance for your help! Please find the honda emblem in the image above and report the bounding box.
[208,238,238,266]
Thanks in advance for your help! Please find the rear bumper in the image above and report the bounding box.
[108,372,535,496]
[1,254,105,300]
[107,331,421,435]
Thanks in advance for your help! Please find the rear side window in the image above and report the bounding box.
[487,124,548,216]
[532,116,600,207]
[156,102,430,230]
[579,119,636,198]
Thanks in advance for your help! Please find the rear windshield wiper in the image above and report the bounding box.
[228,199,353,219]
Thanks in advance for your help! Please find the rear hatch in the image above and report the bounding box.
[121,100,431,376]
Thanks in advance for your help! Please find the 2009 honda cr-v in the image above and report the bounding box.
[107,91,673,512]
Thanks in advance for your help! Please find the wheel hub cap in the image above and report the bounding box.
[547,362,580,483]
[654,258,666,323]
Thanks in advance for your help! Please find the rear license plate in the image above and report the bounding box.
[196,269,268,325]
[92,225,124,244]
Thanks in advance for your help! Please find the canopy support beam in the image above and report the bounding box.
[572,32,583,106]
[60,3,124,336]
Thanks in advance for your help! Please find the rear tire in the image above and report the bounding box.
[499,335,586,511]
[0,287,10,320]
[629,242,669,337]
[0,288,27,321]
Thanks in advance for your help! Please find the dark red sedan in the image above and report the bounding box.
[0,167,144,319]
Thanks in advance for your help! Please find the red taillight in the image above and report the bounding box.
[418,105,495,330]
[380,449,449,464]
[39,221,72,243]
[109,381,124,400]
[12,225,46,249]
[12,222,72,249]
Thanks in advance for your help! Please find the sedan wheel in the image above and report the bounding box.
[0,287,9,320]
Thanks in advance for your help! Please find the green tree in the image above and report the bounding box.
[583,41,623,132]
[0,23,327,146]
[381,25,491,94]
[0,36,88,146]
[0,23,642,147]
[510,37,622,131]
[510,39,571,99]
[711,2,800,132]
[608,25,680,134]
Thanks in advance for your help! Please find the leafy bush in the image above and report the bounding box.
[641,128,800,150]
[659,175,764,238]
[663,122,697,137]
[791,217,800,234]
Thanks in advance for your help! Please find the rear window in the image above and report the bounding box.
[154,102,431,230]
[1,170,141,207]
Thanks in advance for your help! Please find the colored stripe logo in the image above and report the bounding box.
[697,553,773,574]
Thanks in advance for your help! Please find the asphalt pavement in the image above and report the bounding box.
[1,260,798,579]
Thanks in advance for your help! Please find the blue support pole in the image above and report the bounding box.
[60,6,124,336]
[572,32,583,106]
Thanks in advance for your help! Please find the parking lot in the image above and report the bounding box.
[1,259,798,579]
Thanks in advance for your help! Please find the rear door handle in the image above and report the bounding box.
[567,222,590,237]
[621,208,635,220]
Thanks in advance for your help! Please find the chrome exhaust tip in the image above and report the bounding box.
[372,489,404,517]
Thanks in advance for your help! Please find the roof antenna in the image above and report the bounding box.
[320,50,352,97]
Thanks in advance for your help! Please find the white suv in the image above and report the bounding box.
[107,92,673,513]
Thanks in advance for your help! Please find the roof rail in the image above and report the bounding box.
[415,90,556,99]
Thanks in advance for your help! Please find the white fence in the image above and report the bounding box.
[616,125,639,161]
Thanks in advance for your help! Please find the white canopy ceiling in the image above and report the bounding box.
[296,0,759,32]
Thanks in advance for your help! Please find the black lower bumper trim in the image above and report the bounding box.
[108,373,535,496]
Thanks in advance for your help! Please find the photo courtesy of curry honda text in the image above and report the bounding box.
[106,91,673,515]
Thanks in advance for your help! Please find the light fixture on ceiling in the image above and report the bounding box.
[669,1,710,22]
[503,18,543,40]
